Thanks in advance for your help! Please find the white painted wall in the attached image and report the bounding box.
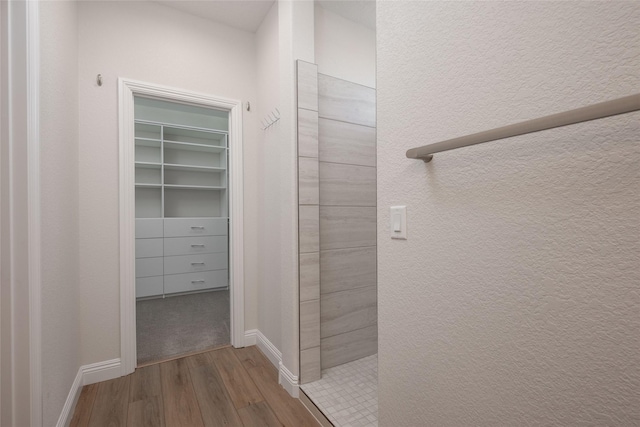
[77,1,259,364]
[278,0,315,388]
[40,2,81,425]
[315,3,375,88]
[255,2,282,350]
[377,2,640,425]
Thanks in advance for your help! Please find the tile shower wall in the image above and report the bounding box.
[317,74,377,370]
[298,61,322,383]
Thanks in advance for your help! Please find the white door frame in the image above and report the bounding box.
[1,0,42,425]
[118,78,245,376]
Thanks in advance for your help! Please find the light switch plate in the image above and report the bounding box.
[390,206,407,239]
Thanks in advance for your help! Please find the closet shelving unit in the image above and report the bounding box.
[134,120,229,299]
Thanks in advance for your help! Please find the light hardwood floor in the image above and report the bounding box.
[70,346,321,427]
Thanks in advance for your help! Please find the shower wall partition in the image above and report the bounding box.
[297,60,377,384]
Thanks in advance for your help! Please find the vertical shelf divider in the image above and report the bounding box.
[160,124,165,221]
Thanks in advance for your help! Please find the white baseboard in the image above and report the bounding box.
[279,362,299,397]
[244,329,258,346]
[56,368,83,427]
[83,358,122,385]
[244,329,299,397]
[257,331,282,369]
[56,358,122,427]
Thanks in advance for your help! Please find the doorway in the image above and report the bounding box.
[119,79,245,375]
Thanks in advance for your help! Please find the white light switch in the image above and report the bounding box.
[390,206,407,239]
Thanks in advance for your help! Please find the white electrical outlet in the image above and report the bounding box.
[390,206,407,239]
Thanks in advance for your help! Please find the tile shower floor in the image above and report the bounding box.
[301,354,378,427]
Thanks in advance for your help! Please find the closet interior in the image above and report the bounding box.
[134,97,231,364]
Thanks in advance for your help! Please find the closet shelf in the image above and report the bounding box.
[135,162,162,169]
[135,183,162,188]
[164,184,226,191]
[164,163,226,172]
[135,138,161,148]
[164,141,227,153]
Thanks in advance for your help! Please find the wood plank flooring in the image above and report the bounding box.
[71,346,320,427]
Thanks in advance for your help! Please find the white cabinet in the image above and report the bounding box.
[135,257,163,278]
[163,236,228,257]
[136,276,164,299]
[163,218,227,237]
[135,238,163,258]
[134,119,229,298]
[164,270,228,294]
[164,253,228,275]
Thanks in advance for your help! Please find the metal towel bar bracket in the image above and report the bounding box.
[406,93,640,162]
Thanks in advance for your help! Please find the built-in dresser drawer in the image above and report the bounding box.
[164,218,227,238]
[163,236,227,257]
[135,218,163,238]
[136,276,163,298]
[136,257,163,278]
[135,238,163,258]
[163,253,228,276]
[164,270,228,294]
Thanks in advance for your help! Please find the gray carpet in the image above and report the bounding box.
[136,290,230,365]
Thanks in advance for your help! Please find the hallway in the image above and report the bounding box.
[70,346,320,427]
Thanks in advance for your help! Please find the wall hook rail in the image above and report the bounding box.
[262,108,281,130]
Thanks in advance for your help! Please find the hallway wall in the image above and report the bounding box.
[255,1,283,353]
[40,2,82,425]
[377,2,640,425]
[314,4,376,88]
[77,1,260,365]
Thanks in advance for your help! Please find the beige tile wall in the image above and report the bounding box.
[297,61,321,383]
[298,66,378,380]
[317,74,377,370]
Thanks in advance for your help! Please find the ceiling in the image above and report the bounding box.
[156,0,276,33]
[157,0,375,33]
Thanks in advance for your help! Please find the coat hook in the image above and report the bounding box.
[97,74,103,86]
[246,101,251,112]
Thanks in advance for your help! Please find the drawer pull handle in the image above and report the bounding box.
[191,244,205,248]
[191,280,205,284]
[191,226,205,230]
[191,262,205,266]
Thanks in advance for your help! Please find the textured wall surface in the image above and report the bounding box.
[40,2,82,425]
[78,1,259,364]
[377,2,640,426]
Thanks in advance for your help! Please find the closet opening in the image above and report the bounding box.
[134,97,230,365]
[119,80,245,374]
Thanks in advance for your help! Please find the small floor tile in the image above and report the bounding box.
[301,354,377,427]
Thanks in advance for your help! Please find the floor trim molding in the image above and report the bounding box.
[55,368,83,427]
[82,358,122,386]
[279,362,300,398]
[244,329,299,397]
[56,358,122,427]
[244,329,258,346]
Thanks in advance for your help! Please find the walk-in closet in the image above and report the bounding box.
[134,97,231,365]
